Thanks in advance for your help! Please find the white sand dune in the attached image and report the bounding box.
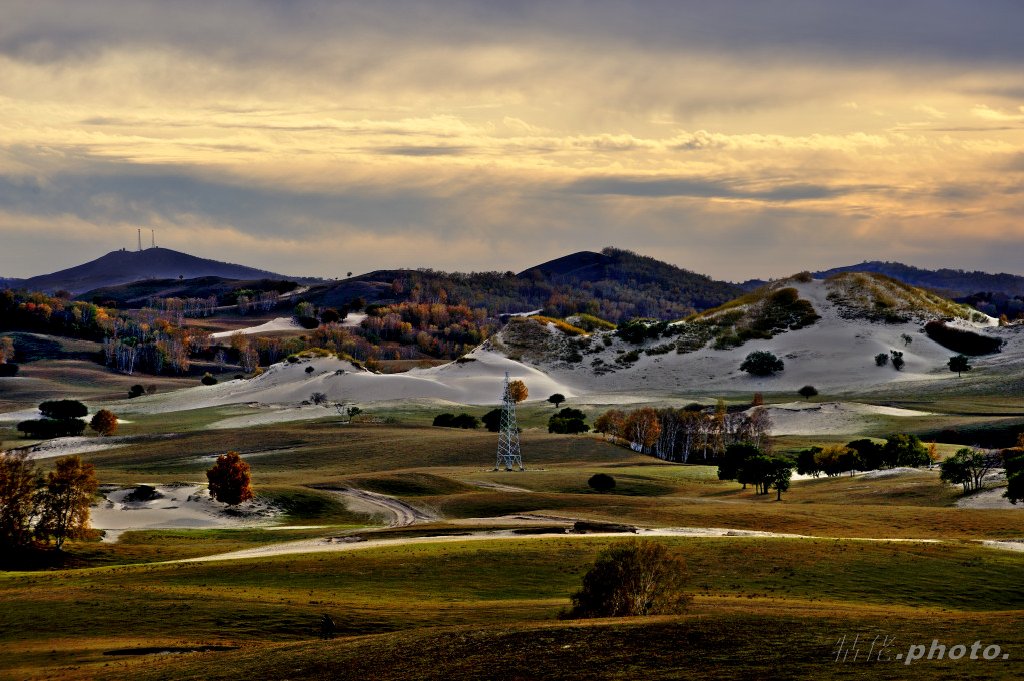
[90,483,280,542]
[122,346,575,416]
[211,317,301,338]
[759,401,933,436]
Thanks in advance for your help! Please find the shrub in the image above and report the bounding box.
[588,473,616,492]
[548,408,588,434]
[17,419,86,439]
[890,350,905,371]
[296,315,320,329]
[874,353,889,367]
[924,320,1002,355]
[305,366,315,374]
[39,400,87,420]
[567,540,692,618]
[739,351,784,376]
[482,408,501,432]
[201,373,218,386]
[433,413,479,429]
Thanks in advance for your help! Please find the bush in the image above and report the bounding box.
[924,320,1002,356]
[432,413,479,429]
[567,540,692,618]
[588,473,616,492]
[548,408,588,434]
[739,351,784,376]
[798,385,818,400]
[296,315,320,329]
[201,373,218,386]
[38,400,87,420]
[482,408,502,432]
[128,384,146,398]
[874,353,889,367]
[0,363,19,377]
[890,350,905,371]
[17,419,86,439]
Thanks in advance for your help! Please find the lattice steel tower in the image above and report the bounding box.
[494,371,523,471]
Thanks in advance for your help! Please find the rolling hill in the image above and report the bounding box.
[19,247,294,295]
[815,261,1024,298]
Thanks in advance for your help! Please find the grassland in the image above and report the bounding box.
[1,350,1023,680]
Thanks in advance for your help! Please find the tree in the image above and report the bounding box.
[36,455,98,550]
[507,380,528,403]
[567,540,691,618]
[890,350,905,371]
[796,447,823,478]
[1004,448,1024,504]
[874,353,889,367]
[548,408,588,434]
[768,457,794,500]
[310,392,328,405]
[846,439,884,471]
[206,452,254,505]
[718,443,761,489]
[739,350,784,376]
[547,393,566,408]
[593,409,625,440]
[939,447,1000,494]
[588,473,616,493]
[201,372,218,386]
[623,407,660,452]
[128,384,146,399]
[798,385,818,400]
[39,400,88,420]
[948,354,972,377]
[882,433,928,468]
[89,409,118,436]
[0,336,14,363]
[901,333,913,347]
[482,408,502,432]
[0,451,40,552]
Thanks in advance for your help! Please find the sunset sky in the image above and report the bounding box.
[2,1,1023,281]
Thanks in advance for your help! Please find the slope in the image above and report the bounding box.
[22,247,292,294]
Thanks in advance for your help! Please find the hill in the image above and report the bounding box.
[20,247,293,295]
[79,275,301,307]
[815,261,1024,298]
[300,247,744,323]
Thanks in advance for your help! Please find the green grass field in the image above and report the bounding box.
[1,353,1022,679]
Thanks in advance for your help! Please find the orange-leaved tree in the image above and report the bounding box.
[206,451,254,505]
[36,455,98,550]
[90,409,118,437]
[507,380,528,404]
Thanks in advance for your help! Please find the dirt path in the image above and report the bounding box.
[325,487,439,527]
[173,525,963,564]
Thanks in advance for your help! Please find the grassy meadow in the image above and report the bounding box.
[1,350,1022,679]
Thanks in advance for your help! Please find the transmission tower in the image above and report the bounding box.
[137,228,142,252]
[494,371,524,471]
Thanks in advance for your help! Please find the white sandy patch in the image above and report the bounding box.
[956,488,1020,510]
[5,436,128,460]
[91,483,280,542]
[341,312,367,327]
[982,540,1024,552]
[211,317,301,339]
[755,401,932,436]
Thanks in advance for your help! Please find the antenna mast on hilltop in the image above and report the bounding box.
[151,229,155,248]
[137,228,142,252]
[494,371,524,471]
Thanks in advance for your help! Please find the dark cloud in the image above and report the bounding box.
[565,175,859,202]
[372,145,470,157]
[4,1,1024,70]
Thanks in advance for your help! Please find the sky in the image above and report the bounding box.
[2,0,1023,281]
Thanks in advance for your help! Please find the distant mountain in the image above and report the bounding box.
[301,247,744,322]
[814,261,1024,299]
[19,247,292,295]
[78,276,302,307]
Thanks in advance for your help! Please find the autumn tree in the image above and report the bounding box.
[567,540,692,618]
[593,409,625,440]
[507,379,528,403]
[0,336,14,363]
[36,455,98,550]
[0,451,40,552]
[623,407,661,453]
[206,452,254,505]
[89,409,118,436]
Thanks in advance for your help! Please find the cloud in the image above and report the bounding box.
[566,175,864,202]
